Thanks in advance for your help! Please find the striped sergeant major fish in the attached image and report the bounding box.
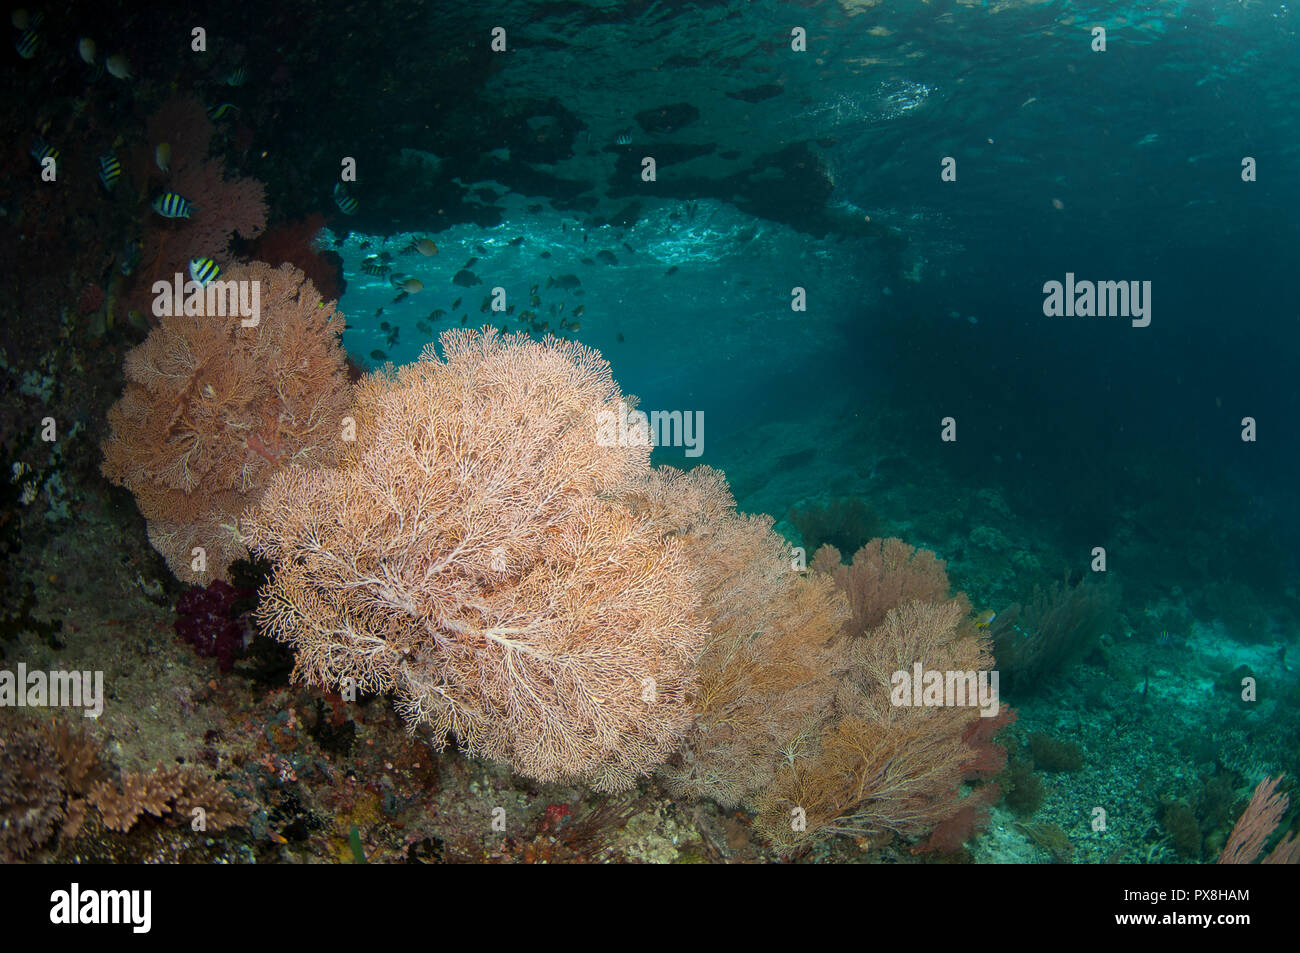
[30,136,57,164]
[152,192,193,218]
[333,182,358,215]
[189,257,220,288]
[15,29,39,58]
[98,153,121,191]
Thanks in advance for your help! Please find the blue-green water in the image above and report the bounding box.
[315,0,1299,863]
[1,0,1296,868]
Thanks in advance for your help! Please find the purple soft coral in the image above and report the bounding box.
[174,580,253,673]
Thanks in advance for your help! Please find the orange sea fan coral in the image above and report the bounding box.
[624,465,848,808]
[811,537,959,636]
[241,329,709,792]
[754,598,1006,853]
[101,261,353,584]
[1218,775,1300,865]
[658,533,1009,855]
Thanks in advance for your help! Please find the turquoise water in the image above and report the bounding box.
[1,0,1296,867]
[320,0,1300,863]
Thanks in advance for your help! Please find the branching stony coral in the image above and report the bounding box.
[243,329,709,792]
[88,765,248,834]
[0,717,247,858]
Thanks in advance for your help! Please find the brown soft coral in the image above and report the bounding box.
[0,718,108,856]
[0,724,67,859]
